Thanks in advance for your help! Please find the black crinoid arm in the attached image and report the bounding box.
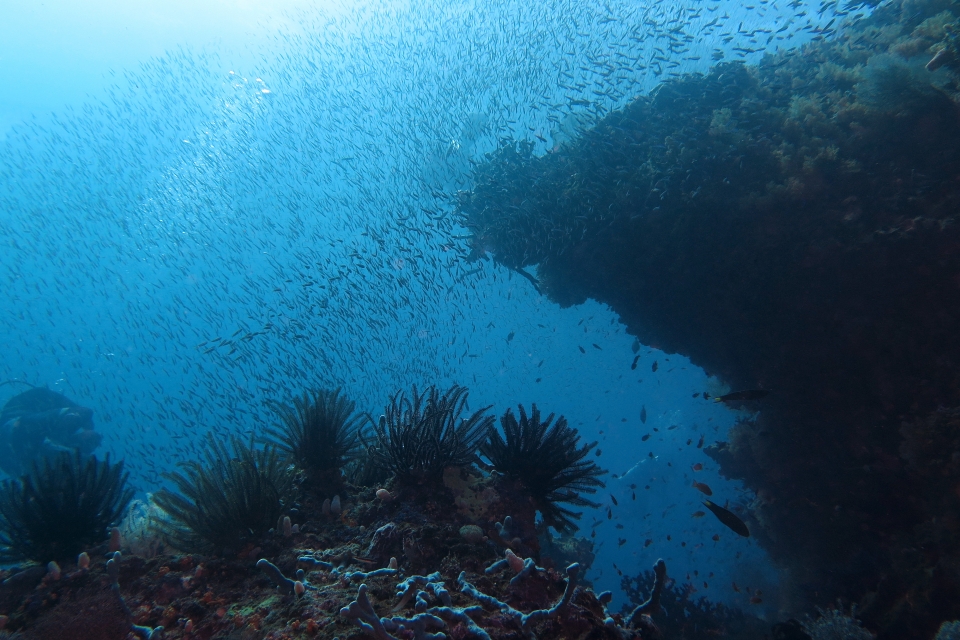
[481,404,606,533]
[0,451,133,563]
[363,384,493,485]
[266,388,364,493]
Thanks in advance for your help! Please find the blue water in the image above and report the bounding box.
[0,0,862,618]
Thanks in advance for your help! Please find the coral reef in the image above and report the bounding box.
[153,435,296,554]
[802,603,874,640]
[457,0,960,637]
[0,448,662,639]
[480,404,606,532]
[0,378,673,638]
[268,388,365,495]
[0,451,133,563]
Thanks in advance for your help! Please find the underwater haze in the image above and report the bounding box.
[5,0,939,637]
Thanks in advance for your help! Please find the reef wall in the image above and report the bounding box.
[458,1,960,637]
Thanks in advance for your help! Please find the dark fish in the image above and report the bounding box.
[631,338,640,354]
[631,355,640,370]
[714,389,770,404]
[692,392,700,398]
[651,361,658,372]
[692,481,713,496]
[703,500,750,537]
[578,345,586,354]
[507,331,515,342]
[592,343,602,350]
[610,494,618,506]
[641,433,650,441]
[697,435,704,449]
[640,406,647,423]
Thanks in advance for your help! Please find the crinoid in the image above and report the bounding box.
[0,451,133,563]
[267,388,364,493]
[345,446,392,488]
[481,404,606,532]
[364,384,493,484]
[153,435,295,554]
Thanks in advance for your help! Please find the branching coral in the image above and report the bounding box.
[0,451,133,563]
[153,435,295,554]
[363,385,493,484]
[621,562,769,640]
[480,404,606,532]
[267,387,365,493]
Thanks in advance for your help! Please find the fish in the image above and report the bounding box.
[640,406,647,423]
[697,435,704,448]
[610,494,618,506]
[691,463,703,471]
[651,360,658,372]
[641,433,650,441]
[578,345,586,354]
[702,500,750,537]
[692,481,713,496]
[507,331,515,342]
[692,510,706,518]
[630,354,640,370]
[631,338,640,354]
[713,389,770,404]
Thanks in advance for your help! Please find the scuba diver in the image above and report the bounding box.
[0,382,103,477]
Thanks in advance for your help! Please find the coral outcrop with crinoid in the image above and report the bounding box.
[363,384,493,485]
[268,387,366,496]
[481,404,606,533]
[153,435,296,554]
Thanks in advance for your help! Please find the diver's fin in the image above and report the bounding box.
[0,380,36,389]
